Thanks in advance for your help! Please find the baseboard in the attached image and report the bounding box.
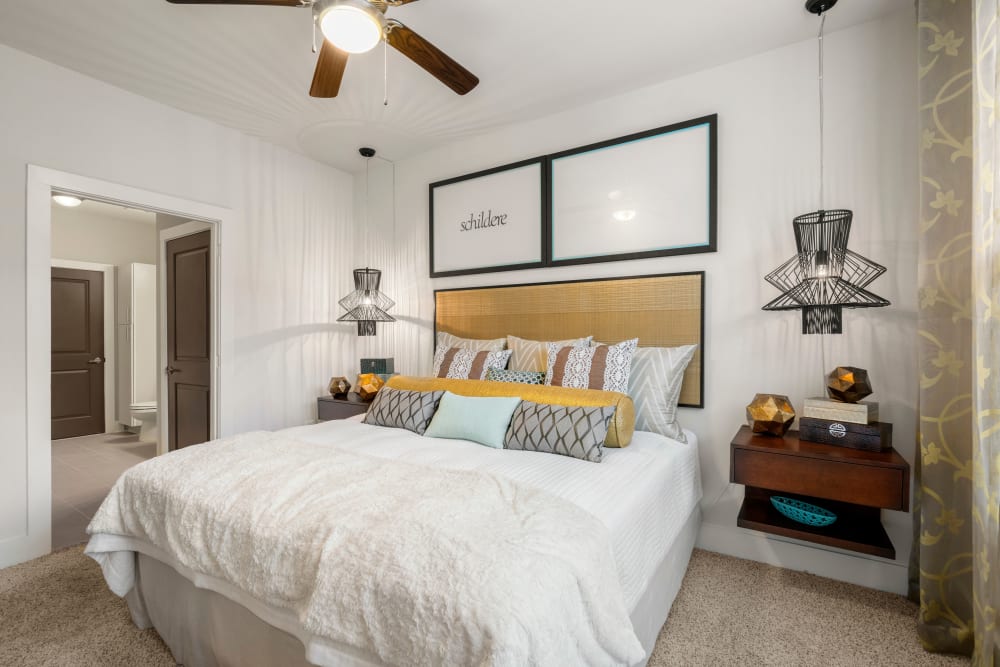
[696,520,909,595]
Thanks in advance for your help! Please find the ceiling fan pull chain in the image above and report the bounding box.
[312,14,317,54]
[383,36,389,106]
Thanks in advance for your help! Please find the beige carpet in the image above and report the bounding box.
[0,547,970,667]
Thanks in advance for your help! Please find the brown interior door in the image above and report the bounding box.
[51,267,105,440]
[166,230,212,450]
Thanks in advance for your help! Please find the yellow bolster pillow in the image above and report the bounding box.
[386,376,635,447]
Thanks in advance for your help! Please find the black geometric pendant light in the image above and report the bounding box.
[337,267,395,336]
[762,0,889,334]
[337,147,395,336]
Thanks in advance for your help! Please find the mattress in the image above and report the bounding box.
[88,418,702,665]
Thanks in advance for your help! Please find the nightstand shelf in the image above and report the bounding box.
[318,393,370,421]
[730,426,909,559]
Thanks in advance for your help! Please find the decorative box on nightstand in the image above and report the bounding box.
[730,425,910,559]
[317,394,370,421]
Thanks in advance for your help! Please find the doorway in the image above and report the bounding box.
[49,198,168,548]
[11,165,232,566]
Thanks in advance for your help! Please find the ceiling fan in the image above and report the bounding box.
[165,0,480,98]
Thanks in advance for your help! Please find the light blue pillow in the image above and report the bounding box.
[424,391,522,449]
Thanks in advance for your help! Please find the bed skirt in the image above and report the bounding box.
[126,506,700,667]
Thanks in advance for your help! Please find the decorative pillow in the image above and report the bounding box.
[545,338,639,393]
[628,345,697,443]
[387,375,635,447]
[362,387,445,436]
[433,331,507,376]
[436,348,513,380]
[506,335,592,373]
[424,391,522,449]
[486,368,546,385]
[505,401,616,463]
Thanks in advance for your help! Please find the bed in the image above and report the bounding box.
[86,272,706,666]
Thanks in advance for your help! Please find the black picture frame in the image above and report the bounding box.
[429,157,548,278]
[548,114,718,267]
[426,114,717,277]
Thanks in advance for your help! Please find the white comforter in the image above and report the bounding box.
[87,429,645,667]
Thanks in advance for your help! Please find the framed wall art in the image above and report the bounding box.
[429,157,547,278]
[548,114,717,267]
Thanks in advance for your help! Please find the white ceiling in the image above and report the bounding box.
[1,0,906,172]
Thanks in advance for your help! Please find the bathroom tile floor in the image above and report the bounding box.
[51,432,156,550]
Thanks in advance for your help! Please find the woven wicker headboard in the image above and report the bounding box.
[434,272,704,408]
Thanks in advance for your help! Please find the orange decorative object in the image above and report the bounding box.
[746,393,796,437]
[356,373,385,401]
[826,366,873,403]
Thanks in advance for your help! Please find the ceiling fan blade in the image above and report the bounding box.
[310,41,349,98]
[386,22,478,95]
[165,1,305,6]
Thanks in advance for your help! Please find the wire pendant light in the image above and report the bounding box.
[337,267,395,336]
[337,147,396,336]
[762,0,889,334]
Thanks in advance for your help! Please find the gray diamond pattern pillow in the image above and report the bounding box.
[505,401,616,463]
[363,387,445,435]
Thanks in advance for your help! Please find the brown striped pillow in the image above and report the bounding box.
[435,348,513,380]
[545,338,638,393]
[506,335,592,372]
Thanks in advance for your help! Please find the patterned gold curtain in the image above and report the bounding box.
[971,2,1000,663]
[914,1,1000,662]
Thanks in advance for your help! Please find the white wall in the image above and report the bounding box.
[0,43,358,565]
[52,204,157,266]
[378,10,918,592]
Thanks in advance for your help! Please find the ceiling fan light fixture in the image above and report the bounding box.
[318,0,385,54]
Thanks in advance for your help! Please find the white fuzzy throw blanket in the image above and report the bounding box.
[88,431,644,666]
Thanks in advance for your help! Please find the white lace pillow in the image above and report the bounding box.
[545,338,639,393]
[433,332,507,376]
[627,345,697,443]
[435,348,513,380]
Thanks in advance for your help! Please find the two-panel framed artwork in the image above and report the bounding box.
[429,114,718,277]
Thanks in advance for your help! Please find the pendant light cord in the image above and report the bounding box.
[383,38,389,106]
[818,13,826,210]
[817,11,828,391]
[365,155,371,269]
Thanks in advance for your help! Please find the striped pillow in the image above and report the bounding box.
[506,335,592,372]
[545,338,638,393]
[436,348,513,380]
[436,331,506,352]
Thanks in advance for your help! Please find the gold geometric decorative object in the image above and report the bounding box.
[826,366,872,403]
[746,393,796,437]
[356,373,385,402]
[328,376,351,399]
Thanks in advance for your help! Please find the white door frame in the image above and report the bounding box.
[158,220,218,457]
[20,165,234,565]
[50,259,117,434]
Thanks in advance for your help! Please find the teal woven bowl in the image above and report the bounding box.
[770,496,837,527]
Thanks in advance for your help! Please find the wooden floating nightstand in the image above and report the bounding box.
[730,425,910,559]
